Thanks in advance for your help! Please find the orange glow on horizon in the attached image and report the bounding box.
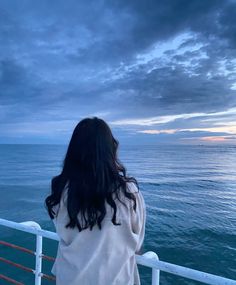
[200,136,228,142]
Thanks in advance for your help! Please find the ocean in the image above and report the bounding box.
[0,144,235,284]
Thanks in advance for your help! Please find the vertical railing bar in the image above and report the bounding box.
[35,233,42,285]
[19,221,43,285]
[142,251,160,285]
[152,256,160,285]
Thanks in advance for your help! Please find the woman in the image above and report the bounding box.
[45,117,146,285]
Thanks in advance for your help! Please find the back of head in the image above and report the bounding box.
[45,117,138,231]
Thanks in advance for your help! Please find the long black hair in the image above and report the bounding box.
[45,117,138,232]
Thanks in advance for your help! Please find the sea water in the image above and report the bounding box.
[0,144,235,284]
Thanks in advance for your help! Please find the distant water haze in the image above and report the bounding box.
[0,144,235,284]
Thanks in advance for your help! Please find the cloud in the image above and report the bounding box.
[110,108,236,127]
[138,129,176,135]
[0,0,236,143]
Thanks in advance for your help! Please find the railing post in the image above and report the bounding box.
[142,251,160,285]
[35,233,42,285]
[20,221,42,285]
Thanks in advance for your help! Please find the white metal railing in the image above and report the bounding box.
[0,218,235,285]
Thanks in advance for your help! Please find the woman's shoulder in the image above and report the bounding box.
[124,181,146,210]
[126,181,139,194]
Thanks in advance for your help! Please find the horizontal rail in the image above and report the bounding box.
[0,257,34,273]
[41,254,55,261]
[40,273,56,281]
[0,256,55,282]
[0,218,59,241]
[0,240,55,261]
[0,218,236,285]
[0,274,24,285]
[136,255,236,285]
[0,240,34,255]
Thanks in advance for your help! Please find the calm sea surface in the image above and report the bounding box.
[0,144,235,284]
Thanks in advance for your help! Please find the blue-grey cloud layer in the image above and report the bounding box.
[0,0,236,143]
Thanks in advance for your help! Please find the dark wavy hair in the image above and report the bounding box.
[45,117,138,232]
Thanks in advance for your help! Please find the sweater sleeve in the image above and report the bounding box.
[130,186,146,254]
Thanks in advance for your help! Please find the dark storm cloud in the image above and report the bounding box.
[0,0,236,142]
[64,0,236,65]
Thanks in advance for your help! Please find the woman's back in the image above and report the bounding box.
[52,181,146,285]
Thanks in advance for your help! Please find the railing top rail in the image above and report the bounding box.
[1,218,236,285]
[0,218,59,241]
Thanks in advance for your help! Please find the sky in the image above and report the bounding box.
[0,0,236,145]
